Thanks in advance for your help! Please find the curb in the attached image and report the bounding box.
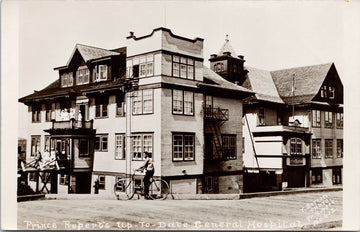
[17,194,45,202]
[42,187,342,200]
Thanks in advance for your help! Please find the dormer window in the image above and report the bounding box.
[93,65,108,82]
[61,72,73,87]
[76,67,90,85]
[329,86,335,99]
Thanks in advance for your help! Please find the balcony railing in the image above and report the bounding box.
[204,107,229,121]
[51,119,94,130]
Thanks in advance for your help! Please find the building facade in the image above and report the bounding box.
[209,39,343,192]
[19,28,253,195]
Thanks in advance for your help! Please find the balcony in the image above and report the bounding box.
[204,107,229,122]
[51,119,93,130]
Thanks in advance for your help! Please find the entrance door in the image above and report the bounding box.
[75,172,92,193]
[286,167,305,187]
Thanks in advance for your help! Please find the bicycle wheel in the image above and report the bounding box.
[114,179,135,200]
[149,178,169,200]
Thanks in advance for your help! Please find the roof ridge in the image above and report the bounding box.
[76,43,120,54]
[270,62,333,73]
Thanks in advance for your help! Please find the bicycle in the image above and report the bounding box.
[114,169,169,200]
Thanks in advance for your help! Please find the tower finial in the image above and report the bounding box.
[225,34,229,42]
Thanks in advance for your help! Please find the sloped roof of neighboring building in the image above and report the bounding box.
[271,63,333,104]
[202,66,253,94]
[66,44,121,66]
[218,38,238,57]
[19,77,126,103]
[242,66,284,104]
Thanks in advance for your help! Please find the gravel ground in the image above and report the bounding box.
[18,191,342,230]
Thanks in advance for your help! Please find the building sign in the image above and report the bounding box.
[287,157,305,166]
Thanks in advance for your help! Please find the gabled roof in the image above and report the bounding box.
[242,67,284,104]
[202,66,253,94]
[218,38,238,57]
[271,63,333,104]
[66,44,121,66]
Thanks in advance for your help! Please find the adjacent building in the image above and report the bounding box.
[19,28,253,195]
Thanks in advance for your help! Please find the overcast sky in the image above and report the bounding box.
[16,1,357,138]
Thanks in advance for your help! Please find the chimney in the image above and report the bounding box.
[129,31,134,37]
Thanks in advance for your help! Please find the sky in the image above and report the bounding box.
[3,1,360,228]
[16,1,355,138]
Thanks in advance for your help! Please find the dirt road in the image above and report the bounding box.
[18,191,342,230]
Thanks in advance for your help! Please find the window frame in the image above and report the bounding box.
[61,72,74,87]
[332,168,342,184]
[222,134,237,160]
[95,96,109,118]
[312,139,321,159]
[290,138,302,155]
[324,111,333,128]
[325,139,333,159]
[258,108,265,126]
[172,90,194,116]
[172,55,194,80]
[172,132,195,162]
[337,139,343,158]
[312,169,323,184]
[115,134,125,160]
[31,135,41,157]
[131,133,153,161]
[98,175,105,189]
[312,110,321,128]
[132,89,154,115]
[336,112,343,129]
[116,94,125,117]
[95,134,108,152]
[32,105,41,123]
[79,139,90,157]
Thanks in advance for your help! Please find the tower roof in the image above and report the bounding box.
[218,35,237,57]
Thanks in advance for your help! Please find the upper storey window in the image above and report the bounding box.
[320,85,335,99]
[214,63,224,73]
[127,55,154,78]
[93,65,108,82]
[172,55,194,80]
[61,72,73,87]
[76,67,90,85]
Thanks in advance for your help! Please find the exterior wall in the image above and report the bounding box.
[170,179,197,194]
[160,88,204,177]
[218,175,242,194]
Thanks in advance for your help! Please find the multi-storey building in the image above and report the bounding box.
[19,28,253,195]
[209,39,343,192]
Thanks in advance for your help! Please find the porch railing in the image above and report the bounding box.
[204,107,229,121]
[51,119,94,130]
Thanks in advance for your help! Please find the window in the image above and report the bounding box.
[325,139,333,159]
[204,176,214,193]
[172,90,194,115]
[61,72,73,87]
[332,168,342,184]
[172,55,194,80]
[115,176,125,191]
[32,105,41,123]
[93,65,108,82]
[76,67,90,85]
[44,136,50,151]
[95,135,108,152]
[131,134,153,160]
[115,134,125,160]
[222,135,237,159]
[95,97,108,118]
[258,108,265,126]
[172,133,195,161]
[324,111,333,128]
[98,175,105,189]
[312,139,321,159]
[205,95,213,109]
[320,85,327,98]
[59,174,69,185]
[31,136,41,157]
[329,86,335,99]
[312,110,321,128]
[138,55,154,77]
[336,113,343,129]
[116,94,125,117]
[79,139,89,157]
[337,139,343,158]
[290,138,302,155]
[312,169,322,184]
[45,103,52,122]
[132,89,153,115]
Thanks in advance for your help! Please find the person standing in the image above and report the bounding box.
[137,152,154,199]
